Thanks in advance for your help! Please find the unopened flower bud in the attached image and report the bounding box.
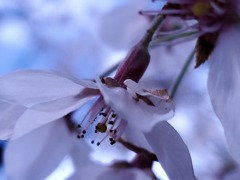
[114,41,150,86]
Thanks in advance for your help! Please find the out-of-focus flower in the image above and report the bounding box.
[148,0,240,164]
[4,118,88,180]
[208,26,240,163]
[98,0,150,50]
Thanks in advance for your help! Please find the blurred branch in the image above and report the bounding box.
[170,49,195,99]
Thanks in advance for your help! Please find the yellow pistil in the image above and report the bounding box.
[96,123,107,133]
[192,2,211,17]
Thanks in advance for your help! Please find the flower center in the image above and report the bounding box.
[76,96,127,146]
[192,2,211,17]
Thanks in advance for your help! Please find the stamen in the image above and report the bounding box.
[139,10,158,16]
[151,31,204,47]
[209,0,226,15]
[201,22,222,33]
[156,23,199,36]
[97,133,110,146]
[160,9,192,15]
[78,97,105,127]
[110,120,127,140]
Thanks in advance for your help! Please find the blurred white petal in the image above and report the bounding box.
[98,0,149,50]
[12,90,96,139]
[0,70,99,139]
[144,122,195,179]
[123,125,153,152]
[96,168,151,180]
[96,78,174,132]
[0,70,92,107]
[208,26,240,163]
[0,100,26,140]
[5,119,74,180]
[68,164,108,180]
[124,79,174,114]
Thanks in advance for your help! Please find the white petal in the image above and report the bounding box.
[124,79,146,95]
[0,100,26,140]
[123,125,153,152]
[12,89,96,139]
[144,122,196,180]
[96,168,151,180]
[68,164,109,180]
[124,79,174,114]
[70,138,93,168]
[208,26,240,163]
[0,70,97,107]
[5,119,74,180]
[96,78,174,132]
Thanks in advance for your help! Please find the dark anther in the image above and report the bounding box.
[101,78,105,84]
[82,130,86,134]
[112,114,116,118]
[99,112,107,117]
[95,126,99,130]
[101,108,104,111]
[91,140,94,144]
[97,142,101,146]
[110,141,116,145]
[109,138,113,141]
[108,121,114,125]
[95,130,98,133]
[109,130,113,133]
[81,134,84,138]
[77,135,81,139]
[77,124,81,128]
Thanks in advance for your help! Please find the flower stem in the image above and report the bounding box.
[141,14,165,47]
[170,49,195,99]
[150,31,199,47]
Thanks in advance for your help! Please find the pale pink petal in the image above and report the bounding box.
[144,122,196,179]
[70,137,93,168]
[4,119,74,180]
[123,125,153,152]
[208,26,240,163]
[0,100,26,140]
[0,70,97,107]
[96,78,174,132]
[124,79,174,114]
[12,89,97,139]
[68,164,109,180]
[96,168,152,180]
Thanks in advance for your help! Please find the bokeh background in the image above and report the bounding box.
[0,0,239,179]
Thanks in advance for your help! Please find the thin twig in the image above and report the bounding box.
[170,49,195,99]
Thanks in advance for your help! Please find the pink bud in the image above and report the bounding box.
[114,41,150,86]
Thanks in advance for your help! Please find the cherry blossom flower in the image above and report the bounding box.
[0,69,196,179]
[0,13,196,179]
[0,69,173,140]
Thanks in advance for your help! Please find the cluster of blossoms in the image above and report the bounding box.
[1,0,240,179]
